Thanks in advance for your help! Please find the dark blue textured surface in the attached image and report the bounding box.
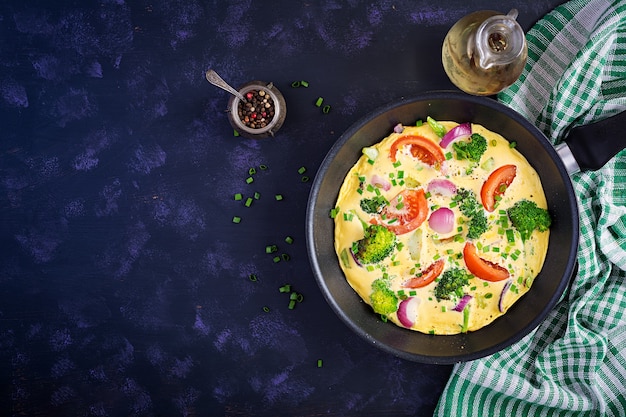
[0,1,562,415]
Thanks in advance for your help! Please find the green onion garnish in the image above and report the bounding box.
[317,359,323,368]
[315,97,324,107]
[232,216,241,223]
[234,193,243,201]
[322,104,331,114]
[298,166,307,174]
[249,167,256,175]
[245,197,253,207]
[285,236,294,244]
[249,273,258,281]
[275,194,284,201]
[246,177,254,184]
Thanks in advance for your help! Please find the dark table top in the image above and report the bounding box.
[1,1,564,416]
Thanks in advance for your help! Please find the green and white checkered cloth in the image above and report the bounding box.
[435,1,626,416]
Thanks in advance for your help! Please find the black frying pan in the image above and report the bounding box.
[306,91,624,364]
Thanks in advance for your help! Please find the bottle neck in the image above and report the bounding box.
[474,9,525,69]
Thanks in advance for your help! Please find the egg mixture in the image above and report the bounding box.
[333,121,550,334]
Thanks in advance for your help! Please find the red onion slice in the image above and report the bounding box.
[393,123,404,134]
[370,174,391,191]
[427,179,457,196]
[498,280,512,312]
[453,294,472,312]
[349,247,363,267]
[397,296,421,327]
[439,122,471,148]
[428,207,455,234]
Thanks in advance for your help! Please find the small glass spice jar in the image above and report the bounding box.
[228,81,286,139]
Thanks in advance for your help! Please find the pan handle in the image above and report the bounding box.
[557,111,626,174]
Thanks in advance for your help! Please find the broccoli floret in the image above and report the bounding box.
[352,224,396,264]
[453,133,487,163]
[360,195,388,214]
[370,278,398,315]
[466,214,488,240]
[507,199,552,242]
[434,268,472,301]
[454,188,488,239]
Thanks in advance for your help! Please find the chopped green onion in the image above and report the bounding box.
[254,192,261,200]
[461,306,470,333]
[273,256,281,263]
[288,300,296,309]
[315,97,324,107]
[259,164,268,170]
[234,193,243,201]
[275,194,284,201]
[246,177,254,184]
[249,167,256,175]
[427,116,447,137]
[266,245,278,254]
[300,80,309,87]
[317,359,323,368]
[281,253,290,261]
[263,306,270,312]
[301,176,310,182]
[298,166,307,174]
[322,104,331,114]
[234,130,240,137]
[506,229,515,243]
[415,120,423,126]
[245,197,253,207]
[291,81,301,88]
[232,216,241,223]
[285,236,294,244]
[484,293,493,299]
[509,141,517,148]
[249,273,258,281]
[329,207,339,218]
[279,284,291,293]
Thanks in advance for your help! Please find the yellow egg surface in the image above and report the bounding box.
[333,121,550,335]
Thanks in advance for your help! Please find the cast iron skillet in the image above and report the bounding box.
[306,91,625,364]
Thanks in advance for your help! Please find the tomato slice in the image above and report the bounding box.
[380,189,428,235]
[480,164,517,212]
[389,135,445,168]
[404,259,445,288]
[463,242,510,282]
